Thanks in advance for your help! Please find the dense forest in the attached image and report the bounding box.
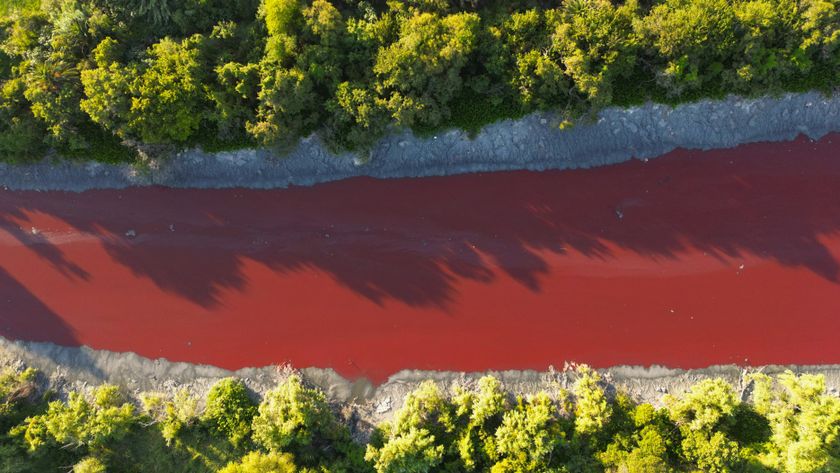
[1,365,839,472]
[0,0,838,162]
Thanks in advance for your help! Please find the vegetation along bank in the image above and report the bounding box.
[1,0,839,165]
[1,353,839,472]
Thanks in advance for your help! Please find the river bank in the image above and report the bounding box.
[1,92,839,191]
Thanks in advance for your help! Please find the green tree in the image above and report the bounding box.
[373,11,480,128]
[553,0,639,106]
[366,381,458,472]
[251,375,352,467]
[80,37,132,137]
[140,389,198,446]
[16,385,136,452]
[218,451,300,473]
[726,0,804,92]
[491,392,565,472]
[366,427,444,473]
[665,379,743,472]
[203,378,257,447]
[637,0,738,97]
[73,456,107,473]
[573,366,612,437]
[126,35,207,143]
[0,78,45,160]
[451,376,509,471]
[481,9,569,109]
[749,371,840,472]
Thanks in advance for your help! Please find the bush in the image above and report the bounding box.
[2,0,839,159]
[4,366,840,472]
[251,375,350,466]
[219,451,299,473]
[203,377,258,447]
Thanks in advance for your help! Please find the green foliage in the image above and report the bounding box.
[73,456,107,473]
[492,391,565,472]
[366,427,444,473]
[665,379,744,472]
[218,451,299,473]
[637,0,738,97]
[252,374,354,467]
[127,35,207,143]
[81,34,207,144]
[373,10,479,129]
[554,0,639,106]
[203,377,257,447]
[573,366,613,437]
[2,366,840,472]
[140,389,199,445]
[16,384,136,452]
[749,371,840,473]
[0,367,38,425]
[2,0,840,160]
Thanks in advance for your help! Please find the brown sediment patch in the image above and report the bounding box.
[1,134,839,383]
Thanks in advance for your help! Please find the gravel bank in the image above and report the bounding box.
[3,337,839,432]
[1,92,839,191]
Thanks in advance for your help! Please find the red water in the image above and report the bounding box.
[2,134,840,383]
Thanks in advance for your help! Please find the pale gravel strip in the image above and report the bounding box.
[1,92,839,191]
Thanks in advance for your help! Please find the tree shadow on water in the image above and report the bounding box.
[0,133,838,310]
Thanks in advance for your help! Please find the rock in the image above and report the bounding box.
[375,396,392,414]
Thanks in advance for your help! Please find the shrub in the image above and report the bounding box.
[203,377,258,447]
[219,450,299,473]
[252,374,349,466]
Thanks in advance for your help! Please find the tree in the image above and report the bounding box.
[481,9,569,110]
[140,389,198,446]
[798,0,840,79]
[725,0,803,92]
[553,0,639,106]
[203,378,257,447]
[573,366,612,437]
[251,375,350,467]
[219,451,300,473]
[749,371,840,472]
[126,35,207,143]
[373,11,480,128]
[16,385,136,452]
[491,392,565,472]
[248,66,319,145]
[451,376,509,471]
[73,456,107,473]
[82,34,208,144]
[0,77,45,161]
[80,37,132,137]
[637,0,738,97]
[366,427,444,473]
[665,379,743,472]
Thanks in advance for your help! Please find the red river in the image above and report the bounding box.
[2,134,840,383]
